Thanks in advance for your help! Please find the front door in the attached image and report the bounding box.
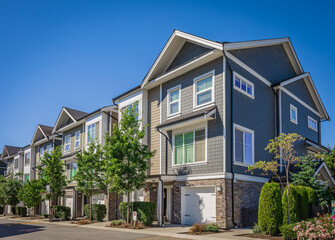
[163,187,173,222]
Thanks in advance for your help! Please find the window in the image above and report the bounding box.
[46,144,52,154]
[39,147,44,157]
[194,71,214,108]
[290,105,298,124]
[75,131,81,149]
[25,152,31,165]
[234,73,254,98]
[25,174,29,182]
[126,101,139,120]
[87,123,96,143]
[308,116,318,131]
[14,158,18,169]
[234,125,254,165]
[174,129,206,165]
[67,162,77,180]
[64,135,71,152]
[167,86,181,117]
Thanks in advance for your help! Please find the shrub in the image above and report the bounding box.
[11,206,27,216]
[0,205,3,215]
[258,182,282,235]
[282,185,299,224]
[110,219,123,226]
[84,204,106,222]
[189,223,205,234]
[305,187,315,205]
[53,206,71,220]
[204,223,219,232]
[253,223,262,234]
[43,213,49,218]
[295,186,309,221]
[280,223,297,240]
[119,202,155,226]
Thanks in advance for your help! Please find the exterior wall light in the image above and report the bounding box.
[216,185,222,192]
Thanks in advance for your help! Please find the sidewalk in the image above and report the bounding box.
[1,216,260,240]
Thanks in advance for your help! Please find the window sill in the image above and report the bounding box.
[233,86,255,99]
[193,102,215,112]
[172,161,208,168]
[290,119,298,125]
[234,161,253,167]
[308,126,318,132]
[167,113,181,120]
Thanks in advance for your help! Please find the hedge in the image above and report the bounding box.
[282,186,299,224]
[52,206,71,220]
[11,206,27,217]
[119,202,155,226]
[0,206,3,215]
[258,182,283,235]
[280,223,297,240]
[84,204,106,222]
[295,186,309,221]
[305,187,315,205]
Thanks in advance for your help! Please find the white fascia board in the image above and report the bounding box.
[224,37,289,50]
[53,108,77,134]
[314,162,335,185]
[280,73,309,87]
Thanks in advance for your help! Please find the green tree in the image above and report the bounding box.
[5,178,22,215]
[323,145,335,175]
[104,105,154,223]
[0,176,7,215]
[74,140,107,221]
[18,179,45,216]
[248,133,304,224]
[37,147,67,220]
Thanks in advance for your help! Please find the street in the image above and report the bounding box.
[0,219,184,240]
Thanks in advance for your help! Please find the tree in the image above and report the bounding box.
[5,178,22,215]
[323,145,335,176]
[0,176,7,215]
[248,133,304,224]
[74,140,107,221]
[291,156,328,205]
[18,179,45,216]
[37,146,67,220]
[104,105,154,223]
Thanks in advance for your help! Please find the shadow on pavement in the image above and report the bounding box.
[0,223,45,238]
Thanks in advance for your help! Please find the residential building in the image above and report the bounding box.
[113,30,331,228]
[0,155,6,176]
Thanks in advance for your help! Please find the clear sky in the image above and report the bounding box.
[0,0,334,149]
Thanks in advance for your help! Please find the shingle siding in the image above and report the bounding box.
[284,79,317,110]
[228,45,297,84]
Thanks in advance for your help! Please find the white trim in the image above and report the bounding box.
[233,72,255,99]
[74,130,81,150]
[308,116,318,132]
[159,84,162,175]
[280,73,309,87]
[314,162,335,186]
[290,104,298,124]
[193,70,215,110]
[224,37,289,50]
[64,134,71,153]
[53,108,77,134]
[279,89,283,172]
[233,123,255,166]
[222,56,226,174]
[225,51,272,87]
[175,31,223,50]
[167,85,181,118]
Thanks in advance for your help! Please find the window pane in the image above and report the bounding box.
[170,89,179,102]
[197,76,212,92]
[174,134,183,165]
[235,77,241,88]
[195,130,205,162]
[235,129,243,162]
[247,84,252,95]
[184,132,194,163]
[197,89,212,106]
[170,102,179,115]
[76,132,80,141]
[291,108,296,121]
[244,132,253,165]
[241,81,247,91]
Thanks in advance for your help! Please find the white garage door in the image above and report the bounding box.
[181,187,216,225]
[65,197,73,219]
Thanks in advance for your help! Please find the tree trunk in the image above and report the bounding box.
[127,192,130,223]
[49,195,52,221]
[286,165,290,224]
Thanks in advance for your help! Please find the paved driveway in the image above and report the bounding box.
[0,219,184,240]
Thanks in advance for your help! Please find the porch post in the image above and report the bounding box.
[157,180,163,226]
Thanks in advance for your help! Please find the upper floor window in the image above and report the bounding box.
[167,85,181,117]
[194,71,215,108]
[75,131,81,149]
[173,129,206,165]
[64,135,71,152]
[290,104,298,124]
[24,152,31,165]
[308,116,318,131]
[14,158,18,169]
[126,101,139,120]
[234,124,254,166]
[40,147,44,157]
[46,144,52,154]
[233,73,254,98]
[87,123,97,143]
[67,162,77,180]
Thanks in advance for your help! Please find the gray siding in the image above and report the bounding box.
[225,60,276,176]
[161,57,224,175]
[284,78,317,110]
[228,45,297,84]
[166,42,211,72]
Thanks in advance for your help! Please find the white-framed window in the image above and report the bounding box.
[14,158,18,169]
[64,134,71,152]
[233,72,254,98]
[234,124,254,166]
[167,85,181,117]
[75,130,81,149]
[39,147,44,157]
[290,104,298,124]
[46,144,52,154]
[173,128,206,165]
[24,152,31,165]
[87,123,96,143]
[308,116,318,131]
[67,162,78,180]
[193,71,215,108]
[126,101,139,120]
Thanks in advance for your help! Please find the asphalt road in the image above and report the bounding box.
[0,219,183,240]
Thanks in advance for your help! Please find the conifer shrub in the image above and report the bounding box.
[282,185,299,224]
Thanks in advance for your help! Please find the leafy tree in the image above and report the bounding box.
[248,133,304,224]
[18,179,45,216]
[104,105,154,223]
[37,146,67,220]
[0,176,6,215]
[74,140,107,221]
[5,178,22,215]
[323,145,335,175]
[291,157,328,205]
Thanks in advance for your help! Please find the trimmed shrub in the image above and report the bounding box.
[282,185,299,224]
[84,204,106,222]
[305,187,315,205]
[119,202,155,226]
[43,213,49,218]
[53,206,71,220]
[295,186,309,221]
[110,219,123,226]
[280,223,297,240]
[258,182,283,235]
[11,206,27,216]
[0,205,3,215]
[204,223,219,232]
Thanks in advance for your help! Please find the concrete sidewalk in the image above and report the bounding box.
[0,216,260,240]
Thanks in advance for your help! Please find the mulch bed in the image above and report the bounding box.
[108,223,147,229]
[180,230,230,235]
[238,233,284,240]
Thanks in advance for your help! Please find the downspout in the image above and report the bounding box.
[222,43,237,228]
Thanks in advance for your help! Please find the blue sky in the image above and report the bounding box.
[0,0,334,149]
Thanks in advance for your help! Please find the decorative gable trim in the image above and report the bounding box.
[53,107,77,134]
[314,162,335,186]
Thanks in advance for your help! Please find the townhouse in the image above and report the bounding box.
[113,30,331,228]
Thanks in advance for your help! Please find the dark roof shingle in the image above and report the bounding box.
[39,124,53,137]
[64,107,88,121]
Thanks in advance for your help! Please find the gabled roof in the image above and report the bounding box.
[31,124,54,145]
[1,145,21,159]
[53,107,88,133]
[64,107,88,121]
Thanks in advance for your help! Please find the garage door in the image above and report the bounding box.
[181,187,216,225]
